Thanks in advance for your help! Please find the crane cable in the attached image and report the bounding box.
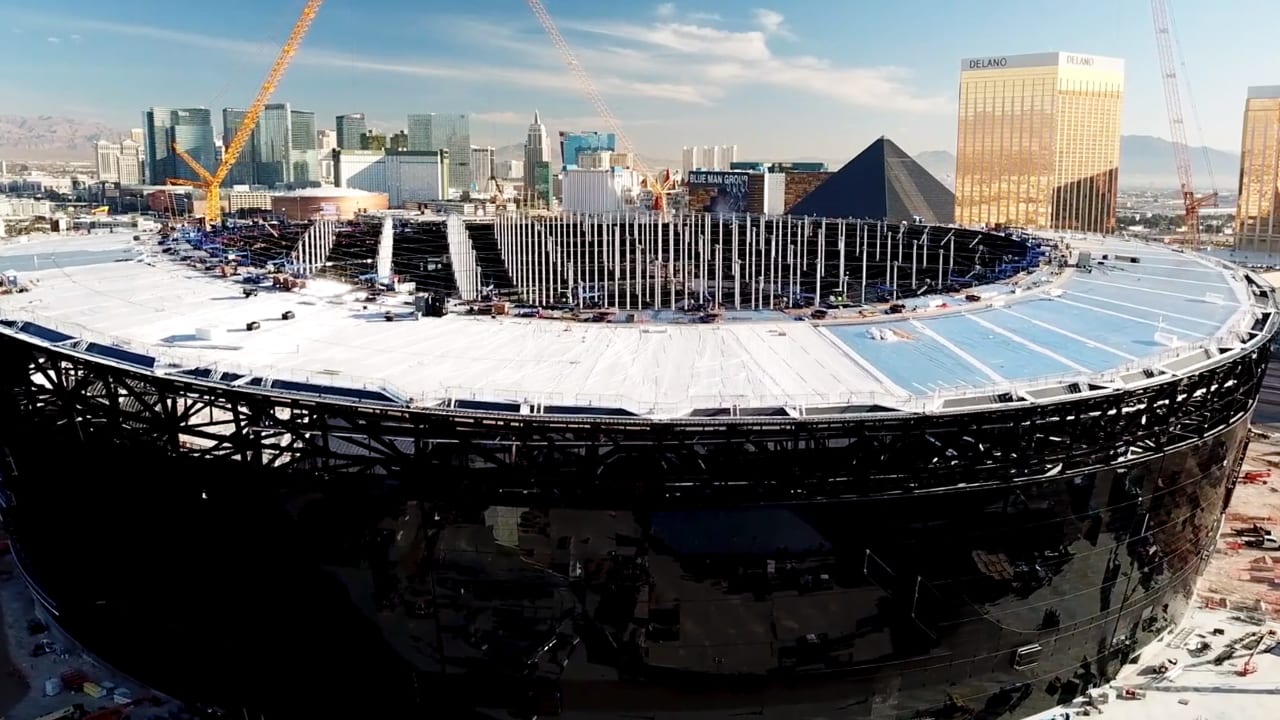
[1166,3,1216,193]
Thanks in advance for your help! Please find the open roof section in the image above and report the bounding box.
[0,229,1267,418]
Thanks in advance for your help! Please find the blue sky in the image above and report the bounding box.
[1,0,1272,163]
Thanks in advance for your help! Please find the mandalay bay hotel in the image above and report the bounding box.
[954,52,1125,234]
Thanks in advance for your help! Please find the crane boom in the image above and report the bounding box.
[526,0,655,188]
[1151,0,1216,242]
[172,144,216,186]
[170,0,323,226]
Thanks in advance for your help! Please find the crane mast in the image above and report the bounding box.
[1151,0,1216,244]
[169,0,324,227]
[526,0,675,212]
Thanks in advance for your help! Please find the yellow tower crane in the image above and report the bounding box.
[167,0,324,227]
[526,0,678,214]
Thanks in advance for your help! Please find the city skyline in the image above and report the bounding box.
[1,1,1274,160]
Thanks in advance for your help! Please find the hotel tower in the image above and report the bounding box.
[955,52,1125,233]
[1236,86,1280,253]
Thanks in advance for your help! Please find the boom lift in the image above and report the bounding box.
[526,0,677,213]
[1151,0,1217,243]
[167,0,324,227]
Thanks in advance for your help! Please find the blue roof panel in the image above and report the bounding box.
[971,310,1121,372]
[829,324,991,394]
[916,313,1080,380]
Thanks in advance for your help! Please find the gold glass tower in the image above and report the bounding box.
[1236,86,1280,253]
[955,52,1124,233]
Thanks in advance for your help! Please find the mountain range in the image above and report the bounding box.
[911,135,1240,192]
[0,116,1240,192]
[0,115,128,161]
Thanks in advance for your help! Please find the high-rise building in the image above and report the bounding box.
[406,114,471,192]
[496,159,523,180]
[954,52,1124,233]
[142,107,174,184]
[118,139,144,185]
[335,113,367,150]
[1236,86,1280,253]
[221,106,318,188]
[95,140,121,182]
[560,131,616,170]
[333,149,449,206]
[129,128,145,146]
[389,130,409,152]
[317,129,337,152]
[532,160,554,207]
[470,146,495,189]
[290,110,319,187]
[290,111,315,151]
[524,111,549,203]
[143,107,216,185]
[406,114,432,152]
[681,145,738,174]
[170,108,216,185]
[221,108,254,186]
[252,103,293,188]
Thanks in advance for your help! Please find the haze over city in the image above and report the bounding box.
[1,0,1273,159]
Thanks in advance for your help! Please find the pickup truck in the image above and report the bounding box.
[1243,533,1280,550]
[1233,523,1273,539]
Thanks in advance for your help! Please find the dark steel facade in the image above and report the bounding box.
[0,301,1275,718]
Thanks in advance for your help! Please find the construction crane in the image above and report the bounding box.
[167,0,323,227]
[526,0,677,213]
[1151,0,1217,243]
[488,175,509,209]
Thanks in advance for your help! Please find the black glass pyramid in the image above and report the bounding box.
[790,137,955,223]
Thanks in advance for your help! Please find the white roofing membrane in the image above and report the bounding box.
[0,232,1265,416]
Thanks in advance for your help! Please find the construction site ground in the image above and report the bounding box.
[1025,426,1280,719]
[1200,429,1280,620]
[0,549,180,720]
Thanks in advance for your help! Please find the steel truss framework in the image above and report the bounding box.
[0,330,1272,506]
[492,213,1036,310]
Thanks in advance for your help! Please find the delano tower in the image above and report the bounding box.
[1236,86,1280,253]
[955,52,1124,233]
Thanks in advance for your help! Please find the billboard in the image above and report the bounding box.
[687,170,750,214]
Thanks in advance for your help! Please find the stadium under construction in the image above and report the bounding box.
[0,210,1275,719]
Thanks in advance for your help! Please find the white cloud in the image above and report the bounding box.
[651,4,719,23]
[472,111,531,125]
[751,9,791,38]
[46,36,60,43]
[7,6,948,145]
[69,33,81,41]
[558,13,948,114]
[19,13,712,106]
[472,110,658,129]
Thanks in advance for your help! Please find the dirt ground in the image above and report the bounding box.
[1198,429,1280,618]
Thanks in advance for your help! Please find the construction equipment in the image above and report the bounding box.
[526,0,676,213]
[1151,0,1217,243]
[489,175,509,209]
[167,0,323,227]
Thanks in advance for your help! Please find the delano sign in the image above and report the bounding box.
[967,57,1008,70]
[959,52,1122,73]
